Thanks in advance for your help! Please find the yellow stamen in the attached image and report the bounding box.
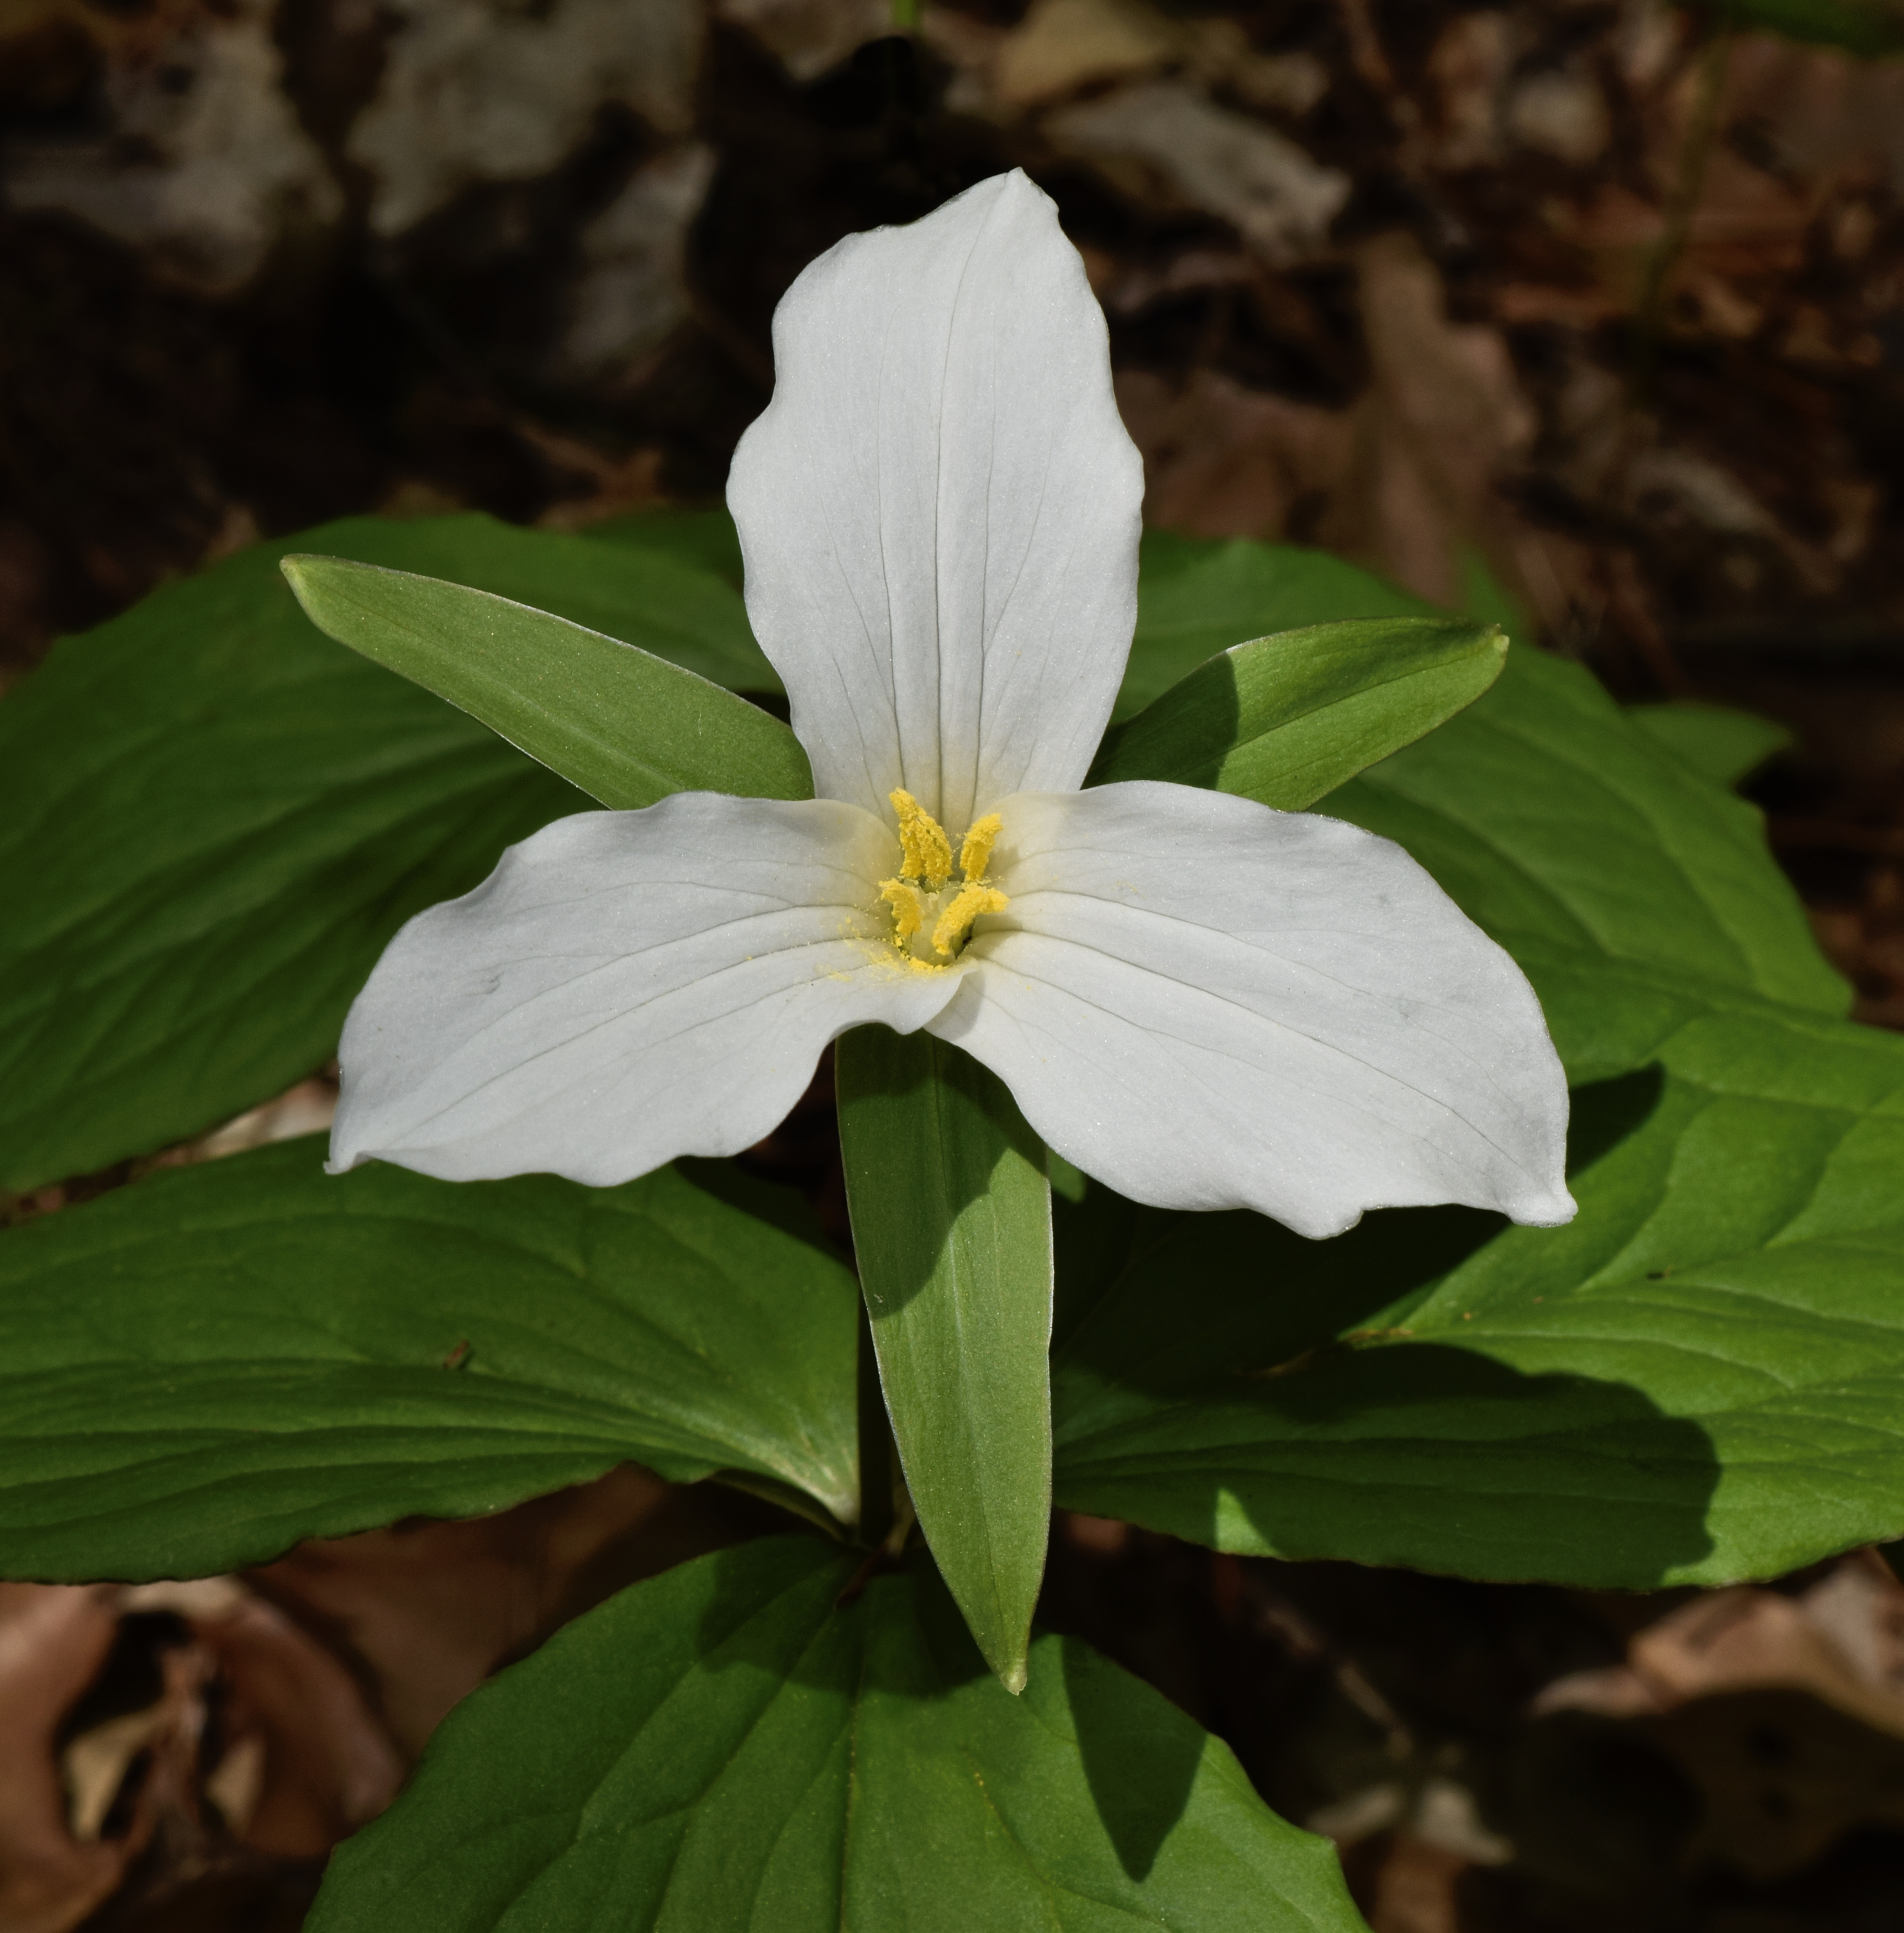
[958,812,1003,882]
[890,789,953,889]
[879,877,926,943]
[931,882,1010,959]
[875,794,1009,970]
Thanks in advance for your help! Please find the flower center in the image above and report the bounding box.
[878,790,1009,970]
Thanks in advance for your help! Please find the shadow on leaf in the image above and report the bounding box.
[1048,1067,1723,1588]
[692,1539,1209,1889]
[835,1024,1046,1317]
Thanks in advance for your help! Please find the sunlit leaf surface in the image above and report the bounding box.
[308,1538,1369,1933]
[0,1142,860,1578]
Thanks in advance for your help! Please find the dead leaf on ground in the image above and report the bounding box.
[1044,81,1348,266]
[715,0,890,82]
[0,1469,779,1930]
[0,1584,134,1933]
[573,143,715,379]
[1111,228,1583,629]
[1725,29,1904,193]
[1521,1552,1904,1878]
[1323,229,1538,610]
[347,0,702,236]
[247,1465,775,1756]
[1363,1832,1469,1933]
[991,0,1180,109]
[1540,1549,1904,1737]
[162,1587,404,1858]
[1649,1688,1904,1880]
[1113,367,1351,543]
[1,0,340,294]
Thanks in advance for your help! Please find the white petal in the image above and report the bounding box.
[929,783,1576,1238]
[726,169,1143,836]
[330,794,958,1185]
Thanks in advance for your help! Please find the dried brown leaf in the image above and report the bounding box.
[0,1585,133,1933]
[248,1467,772,1755]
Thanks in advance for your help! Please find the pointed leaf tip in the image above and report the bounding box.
[837,1027,1053,1693]
[1090,614,1510,809]
[282,552,813,810]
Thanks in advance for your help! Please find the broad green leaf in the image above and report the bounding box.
[0,1139,859,1580]
[1455,547,1533,640]
[308,1536,1367,1933]
[1321,645,1849,1073]
[1111,534,1843,1064]
[583,504,748,591]
[1627,701,1790,789]
[1051,997,1904,1591]
[836,1028,1053,1694]
[1117,535,1430,720]
[1089,616,1505,809]
[282,557,812,810]
[0,513,770,1191]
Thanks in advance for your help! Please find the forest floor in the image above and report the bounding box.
[5,2,1904,1928]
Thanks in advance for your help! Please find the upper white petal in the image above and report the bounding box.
[726,168,1144,835]
[329,794,959,1185]
[928,783,1576,1238]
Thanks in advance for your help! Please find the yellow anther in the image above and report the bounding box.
[890,789,953,889]
[877,796,1010,969]
[879,878,926,943]
[958,813,1003,883]
[931,882,1009,959]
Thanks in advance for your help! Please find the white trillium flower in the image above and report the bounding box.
[330,170,1576,1241]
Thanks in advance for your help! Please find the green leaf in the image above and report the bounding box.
[343,510,773,689]
[1089,617,1506,810]
[1111,534,1842,1068]
[1117,535,1431,720]
[1320,645,1849,1076]
[282,556,813,810]
[0,512,773,1191]
[1051,998,1904,1591]
[1455,547,1533,640]
[581,504,748,593]
[308,1536,1367,1933]
[1627,701,1790,790]
[0,1139,859,1580]
[836,1028,1053,1694]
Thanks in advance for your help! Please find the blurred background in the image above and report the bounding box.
[6,1,1904,1928]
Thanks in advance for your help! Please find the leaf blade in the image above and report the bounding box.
[1322,643,1848,1047]
[0,511,798,1190]
[1626,700,1790,789]
[1050,999,1904,1589]
[836,1027,1053,1693]
[1116,534,1434,719]
[1089,615,1506,808]
[281,554,813,810]
[305,1537,1369,1933]
[0,1140,860,1578]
